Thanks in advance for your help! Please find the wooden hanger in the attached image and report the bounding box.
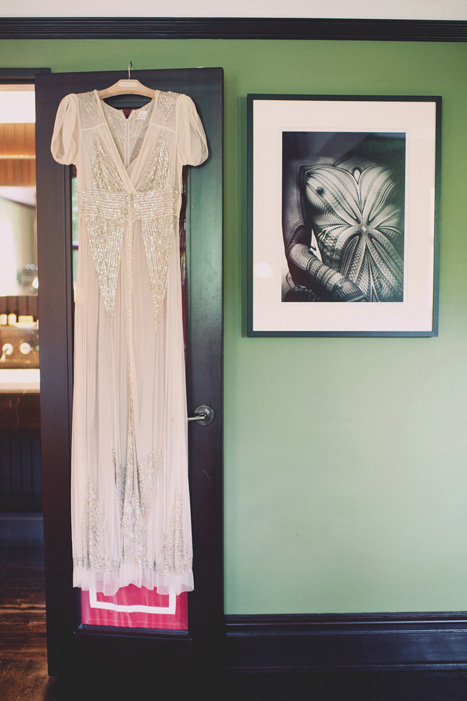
[98,62,155,99]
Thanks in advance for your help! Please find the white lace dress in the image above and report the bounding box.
[51,89,208,596]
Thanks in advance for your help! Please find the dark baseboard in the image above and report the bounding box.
[225,613,467,671]
[0,512,44,545]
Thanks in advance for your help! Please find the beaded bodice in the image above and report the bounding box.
[77,90,179,322]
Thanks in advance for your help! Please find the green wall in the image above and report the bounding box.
[2,38,466,615]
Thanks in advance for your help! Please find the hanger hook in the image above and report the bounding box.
[128,61,133,79]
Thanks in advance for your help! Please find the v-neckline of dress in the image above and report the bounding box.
[93,89,158,192]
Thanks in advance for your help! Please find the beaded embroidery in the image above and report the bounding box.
[79,96,177,323]
[80,91,98,129]
[76,479,115,573]
[114,442,160,568]
[158,91,177,122]
[136,131,171,193]
[91,133,125,192]
[157,491,192,576]
[84,212,125,316]
[80,188,174,318]
[142,217,174,330]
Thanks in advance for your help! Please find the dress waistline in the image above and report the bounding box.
[79,188,175,221]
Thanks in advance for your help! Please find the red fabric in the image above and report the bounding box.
[81,587,188,630]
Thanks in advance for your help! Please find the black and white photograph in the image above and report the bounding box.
[247,95,440,336]
[281,131,406,304]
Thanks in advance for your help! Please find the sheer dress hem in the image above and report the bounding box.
[74,564,194,597]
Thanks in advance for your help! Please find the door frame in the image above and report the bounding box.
[35,67,223,680]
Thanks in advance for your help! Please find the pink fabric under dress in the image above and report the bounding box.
[51,89,208,599]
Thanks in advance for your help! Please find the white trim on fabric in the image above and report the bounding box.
[89,588,177,615]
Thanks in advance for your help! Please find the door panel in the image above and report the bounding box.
[35,68,223,679]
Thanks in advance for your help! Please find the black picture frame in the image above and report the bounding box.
[247,94,441,337]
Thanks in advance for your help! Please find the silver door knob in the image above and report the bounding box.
[187,404,214,426]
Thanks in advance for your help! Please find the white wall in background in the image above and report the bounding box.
[1,0,466,20]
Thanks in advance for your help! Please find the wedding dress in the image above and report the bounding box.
[51,88,208,596]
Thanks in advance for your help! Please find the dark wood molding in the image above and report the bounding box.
[0,18,466,41]
[225,613,467,671]
[0,67,50,80]
[0,513,43,544]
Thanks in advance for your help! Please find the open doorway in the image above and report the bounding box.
[0,80,41,545]
[0,68,54,700]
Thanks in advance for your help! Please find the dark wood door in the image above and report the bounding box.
[35,68,223,684]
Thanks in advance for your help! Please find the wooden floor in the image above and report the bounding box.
[2,545,467,700]
[0,545,58,700]
[0,546,204,701]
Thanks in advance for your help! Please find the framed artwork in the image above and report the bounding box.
[247,94,441,337]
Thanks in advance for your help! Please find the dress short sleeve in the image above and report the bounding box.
[176,94,208,167]
[50,94,79,165]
